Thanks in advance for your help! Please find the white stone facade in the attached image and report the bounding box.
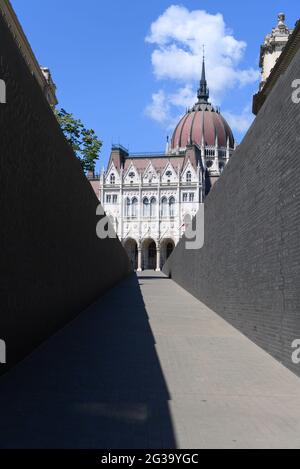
[95,58,235,270]
[99,153,204,271]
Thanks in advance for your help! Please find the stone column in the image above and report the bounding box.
[157,174,161,241]
[226,137,231,165]
[156,243,161,272]
[139,174,142,240]
[137,243,142,272]
[214,135,220,176]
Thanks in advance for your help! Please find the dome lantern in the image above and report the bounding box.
[170,54,235,169]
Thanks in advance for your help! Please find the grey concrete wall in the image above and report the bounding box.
[0,15,131,373]
[164,46,300,376]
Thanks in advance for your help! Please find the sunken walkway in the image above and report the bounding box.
[0,272,300,449]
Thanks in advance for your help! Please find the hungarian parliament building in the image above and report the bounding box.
[90,58,236,271]
[89,12,292,271]
[5,6,287,272]
[10,3,285,273]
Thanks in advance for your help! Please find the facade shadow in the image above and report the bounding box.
[0,274,176,449]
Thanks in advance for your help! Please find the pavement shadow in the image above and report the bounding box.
[0,274,176,449]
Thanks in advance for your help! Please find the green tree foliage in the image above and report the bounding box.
[55,108,102,172]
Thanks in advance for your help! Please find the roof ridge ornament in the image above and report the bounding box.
[278,12,286,29]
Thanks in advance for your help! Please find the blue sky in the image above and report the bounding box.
[12,0,299,171]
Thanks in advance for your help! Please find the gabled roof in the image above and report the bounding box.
[161,160,178,178]
[143,161,159,179]
[182,158,197,177]
[123,155,185,174]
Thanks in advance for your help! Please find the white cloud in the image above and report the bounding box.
[169,84,195,108]
[223,105,255,134]
[145,90,169,124]
[144,89,182,131]
[145,5,259,133]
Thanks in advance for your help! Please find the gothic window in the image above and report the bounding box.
[143,198,150,218]
[110,174,116,185]
[106,195,112,204]
[132,198,138,218]
[125,198,131,217]
[166,170,172,177]
[112,195,118,204]
[183,193,188,203]
[150,198,157,218]
[189,193,194,202]
[186,171,192,183]
[169,197,176,218]
[161,197,168,218]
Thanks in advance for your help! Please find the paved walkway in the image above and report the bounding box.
[0,272,300,448]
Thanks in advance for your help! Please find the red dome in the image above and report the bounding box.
[171,103,234,151]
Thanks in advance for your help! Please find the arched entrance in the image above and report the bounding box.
[160,239,175,269]
[124,238,138,270]
[148,241,156,270]
[142,239,157,271]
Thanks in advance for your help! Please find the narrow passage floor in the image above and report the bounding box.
[0,272,300,449]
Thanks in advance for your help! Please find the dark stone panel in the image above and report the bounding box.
[0,14,131,373]
[164,46,300,376]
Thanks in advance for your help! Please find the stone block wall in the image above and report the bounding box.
[0,14,131,372]
[164,46,300,375]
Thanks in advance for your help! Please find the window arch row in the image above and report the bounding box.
[161,196,176,218]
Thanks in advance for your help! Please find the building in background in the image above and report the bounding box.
[258,13,293,91]
[253,13,300,115]
[92,58,235,271]
[0,0,57,107]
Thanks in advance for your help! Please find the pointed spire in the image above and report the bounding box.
[165,135,170,155]
[201,45,206,80]
[197,46,210,104]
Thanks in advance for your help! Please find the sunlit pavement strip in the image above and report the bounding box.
[138,271,300,449]
[0,271,299,449]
